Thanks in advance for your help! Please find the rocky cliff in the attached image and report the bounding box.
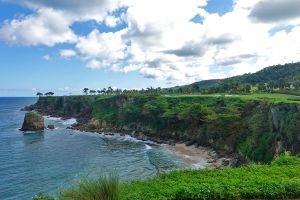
[27,95,300,163]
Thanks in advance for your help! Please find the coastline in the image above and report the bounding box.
[166,143,237,169]
[24,100,243,169]
[44,115,234,169]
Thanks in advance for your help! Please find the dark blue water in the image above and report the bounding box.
[0,97,185,200]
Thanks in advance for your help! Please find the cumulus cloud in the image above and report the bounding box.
[76,29,127,62]
[1,0,300,85]
[42,55,51,61]
[105,16,120,27]
[5,0,123,21]
[60,49,76,58]
[0,8,77,46]
[249,0,300,23]
[86,59,105,70]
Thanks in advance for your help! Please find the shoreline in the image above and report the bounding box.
[166,143,216,169]
[44,116,233,169]
[166,143,236,169]
[39,111,242,169]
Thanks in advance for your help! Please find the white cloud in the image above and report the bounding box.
[5,0,123,22]
[0,8,77,46]
[104,16,120,27]
[60,49,76,57]
[76,29,127,62]
[86,59,104,70]
[42,55,51,61]
[2,0,300,85]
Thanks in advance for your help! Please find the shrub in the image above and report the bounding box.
[59,174,120,200]
[32,193,54,200]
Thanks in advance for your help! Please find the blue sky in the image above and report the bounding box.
[0,0,299,96]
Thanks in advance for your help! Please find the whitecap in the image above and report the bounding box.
[145,144,152,150]
[62,118,77,125]
[44,116,62,121]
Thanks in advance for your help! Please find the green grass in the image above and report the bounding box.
[166,93,300,104]
[120,153,300,200]
[58,174,120,200]
[38,154,300,200]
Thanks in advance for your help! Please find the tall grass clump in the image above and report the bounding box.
[58,173,120,200]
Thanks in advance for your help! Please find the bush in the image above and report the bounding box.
[32,193,54,200]
[59,174,120,200]
[121,154,300,199]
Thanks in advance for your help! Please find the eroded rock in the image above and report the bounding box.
[20,112,45,131]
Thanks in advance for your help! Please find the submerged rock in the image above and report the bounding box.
[47,124,55,130]
[20,112,45,131]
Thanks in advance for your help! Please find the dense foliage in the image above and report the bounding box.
[59,174,119,200]
[35,94,300,163]
[176,62,300,95]
[90,94,300,162]
[120,153,300,200]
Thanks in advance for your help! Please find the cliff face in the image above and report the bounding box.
[32,96,96,120]
[30,95,300,162]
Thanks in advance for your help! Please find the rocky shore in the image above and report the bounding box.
[67,119,244,168]
[22,106,241,169]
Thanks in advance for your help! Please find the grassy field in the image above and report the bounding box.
[166,93,300,104]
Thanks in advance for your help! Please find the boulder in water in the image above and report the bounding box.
[20,112,45,131]
[47,125,55,130]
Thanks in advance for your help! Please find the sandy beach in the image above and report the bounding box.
[167,143,217,169]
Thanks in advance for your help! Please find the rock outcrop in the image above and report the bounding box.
[47,125,55,130]
[20,112,45,131]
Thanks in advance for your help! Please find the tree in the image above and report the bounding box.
[89,90,96,95]
[101,88,107,95]
[36,92,43,96]
[244,84,251,93]
[45,92,54,96]
[107,86,114,95]
[83,88,89,95]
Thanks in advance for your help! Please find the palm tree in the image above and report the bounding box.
[101,88,107,95]
[45,92,54,96]
[36,92,43,96]
[83,88,89,95]
[107,86,114,95]
[89,90,96,95]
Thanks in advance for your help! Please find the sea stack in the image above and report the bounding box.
[20,112,45,131]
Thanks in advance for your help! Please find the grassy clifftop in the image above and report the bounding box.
[34,93,300,163]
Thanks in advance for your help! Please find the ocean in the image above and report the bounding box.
[0,97,186,200]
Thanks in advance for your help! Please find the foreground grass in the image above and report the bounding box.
[59,174,119,200]
[121,153,300,199]
[35,153,300,200]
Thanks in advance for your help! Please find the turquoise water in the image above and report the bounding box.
[0,97,185,200]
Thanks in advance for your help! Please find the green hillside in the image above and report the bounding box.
[175,62,300,94]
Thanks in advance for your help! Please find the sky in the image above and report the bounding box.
[0,0,300,96]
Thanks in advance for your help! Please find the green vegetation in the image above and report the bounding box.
[90,94,300,162]
[59,174,119,200]
[35,93,300,163]
[30,62,300,200]
[120,153,300,200]
[173,62,300,95]
[34,153,300,200]
[32,193,54,200]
